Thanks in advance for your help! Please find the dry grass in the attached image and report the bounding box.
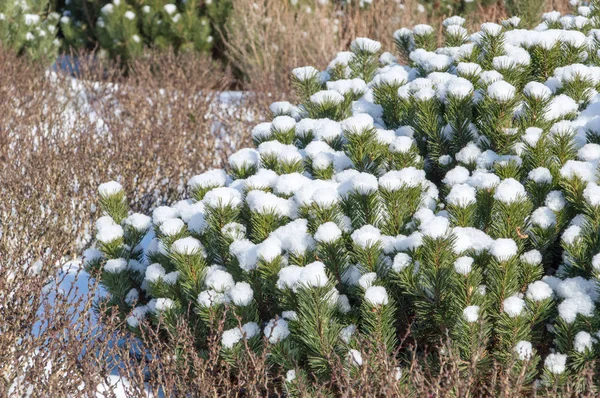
[0,49,259,264]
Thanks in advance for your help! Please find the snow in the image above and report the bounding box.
[228,282,254,306]
[544,95,578,121]
[443,166,470,186]
[276,265,303,291]
[221,328,243,349]
[583,182,600,206]
[297,261,329,289]
[310,90,345,105]
[154,298,174,312]
[455,142,481,165]
[271,115,297,131]
[503,296,525,317]
[514,341,533,360]
[452,227,494,254]
[264,318,290,343]
[340,324,357,344]
[463,305,480,322]
[204,269,235,292]
[292,66,320,81]
[358,272,377,289]
[98,181,123,197]
[392,253,411,272]
[481,22,502,36]
[487,80,516,102]
[544,353,567,374]
[256,237,283,262]
[454,256,473,275]
[419,216,450,239]
[97,224,124,243]
[558,293,595,323]
[197,289,229,307]
[545,190,566,211]
[152,206,178,226]
[379,167,426,190]
[528,167,552,184]
[341,113,374,132]
[523,81,552,99]
[521,250,542,265]
[188,169,229,191]
[104,258,127,274]
[490,238,518,262]
[531,206,557,228]
[203,187,243,208]
[351,225,382,248]
[159,218,184,236]
[493,178,526,203]
[446,184,477,207]
[350,37,381,53]
[574,331,596,353]
[327,78,367,96]
[364,286,389,306]
[230,239,258,271]
[314,222,343,243]
[592,253,600,271]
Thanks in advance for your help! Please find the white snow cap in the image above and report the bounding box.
[310,90,344,105]
[454,256,473,275]
[490,238,518,262]
[228,282,254,306]
[188,169,229,190]
[155,298,175,312]
[487,80,516,101]
[205,269,235,292]
[264,318,290,343]
[531,206,557,229]
[526,281,553,302]
[528,167,552,184]
[544,353,567,374]
[204,187,243,208]
[419,216,450,239]
[292,66,320,81]
[379,168,427,190]
[159,218,185,236]
[105,258,127,274]
[351,37,381,53]
[351,225,382,248]
[514,341,534,361]
[297,261,329,289]
[503,296,525,317]
[365,286,389,306]
[583,182,600,206]
[392,253,412,272]
[574,331,596,353]
[229,148,260,169]
[171,237,203,256]
[446,184,477,207]
[98,181,123,197]
[97,224,124,244]
[493,178,526,204]
[463,305,480,323]
[314,222,343,243]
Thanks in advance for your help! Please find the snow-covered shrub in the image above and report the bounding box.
[0,0,60,61]
[88,7,600,393]
[60,0,213,61]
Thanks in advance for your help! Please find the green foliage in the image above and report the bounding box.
[86,9,600,394]
[0,0,60,61]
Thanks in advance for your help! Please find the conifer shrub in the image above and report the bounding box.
[0,0,60,61]
[87,5,600,394]
[59,0,216,62]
